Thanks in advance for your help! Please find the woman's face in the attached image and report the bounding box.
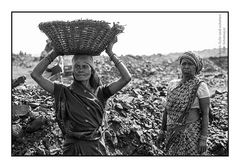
[180,58,196,76]
[72,59,92,81]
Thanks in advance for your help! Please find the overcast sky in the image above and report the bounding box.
[12,12,228,56]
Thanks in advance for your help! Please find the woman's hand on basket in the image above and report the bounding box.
[45,39,59,58]
[44,39,54,52]
[105,36,118,56]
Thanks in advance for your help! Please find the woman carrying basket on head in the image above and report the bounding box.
[31,34,131,155]
[157,51,210,156]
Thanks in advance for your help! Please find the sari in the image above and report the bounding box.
[53,80,111,155]
[164,77,203,155]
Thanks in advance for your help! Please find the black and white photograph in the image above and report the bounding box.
[11,11,229,157]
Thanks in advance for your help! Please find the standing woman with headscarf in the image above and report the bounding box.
[158,51,210,156]
[31,36,131,155]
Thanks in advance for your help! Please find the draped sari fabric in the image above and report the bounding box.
[165,77,202,155]
[54,80,112,155]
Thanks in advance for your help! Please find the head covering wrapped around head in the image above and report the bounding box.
[179,51,203,74]
[72,55,94,68]
[72,55,102,89]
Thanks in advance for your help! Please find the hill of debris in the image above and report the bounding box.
[12,51,228,156]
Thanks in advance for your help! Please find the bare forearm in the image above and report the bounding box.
[201,112,209,136]
[30,49,58,94]
[197,97,210,154]
[105,52,132,95]
[105,37,131,94]
[31,50,58,78]
[199,97,210,138]
[109,53,131,83]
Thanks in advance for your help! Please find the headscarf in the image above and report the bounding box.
[72,55,102,90]
[179,51,203,74]
[72,55,94,68]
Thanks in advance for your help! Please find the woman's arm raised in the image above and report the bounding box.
[105,37,131,95]
[31,49,58,94]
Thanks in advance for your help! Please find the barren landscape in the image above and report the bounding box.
[12,48,228,156]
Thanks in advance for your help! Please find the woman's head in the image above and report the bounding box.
[72,55,93,81]
[72,55,101,89]
[179,51,203,76]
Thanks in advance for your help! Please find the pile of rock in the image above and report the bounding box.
[11,54,228,156]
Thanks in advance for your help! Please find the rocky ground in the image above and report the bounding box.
[11,53,228,156]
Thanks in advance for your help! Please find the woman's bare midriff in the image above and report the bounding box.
[186,108,200,123]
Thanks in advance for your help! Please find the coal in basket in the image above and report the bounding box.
[39,19,124,56]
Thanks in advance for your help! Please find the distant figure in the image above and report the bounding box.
[40,39,64,82]
[31,36,131,155]
[158,51,210,156]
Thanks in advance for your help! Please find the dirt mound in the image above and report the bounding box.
[208,56,228,71]
[12,53,228,156]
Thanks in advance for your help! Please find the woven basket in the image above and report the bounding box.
[39,19,124,56]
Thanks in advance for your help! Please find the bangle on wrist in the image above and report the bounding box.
[109,53,121,65]
[45,56,52,64]
[109,53,116,60]
[108,52,115,57]
[47,55,54,62]
[114,60,122,66]
[46,52,56,63]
